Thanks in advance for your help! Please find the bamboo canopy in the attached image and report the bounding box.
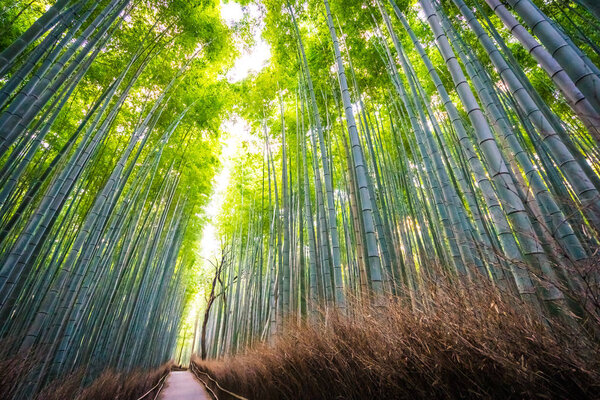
[0,0,599,397]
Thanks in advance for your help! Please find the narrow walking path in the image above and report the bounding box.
[159,370,211,400]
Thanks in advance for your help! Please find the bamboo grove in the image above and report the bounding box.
[201,0,600,358]
[2,0,600,397]
[0,0,233,398]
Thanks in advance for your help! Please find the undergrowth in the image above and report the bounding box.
[0,346,172,400]
[193,280,600,400]
[40,362,172,400]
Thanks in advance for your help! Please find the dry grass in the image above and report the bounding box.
[0,346,172,400]
[70,362,172,400]
[33,362,173,400]
[0,339,44,399]
[193,281,600,400]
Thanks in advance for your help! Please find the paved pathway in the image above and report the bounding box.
[159,370,211,400]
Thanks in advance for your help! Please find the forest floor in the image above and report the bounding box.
[158,370,211,400]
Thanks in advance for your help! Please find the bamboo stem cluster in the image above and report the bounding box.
[0,1,211,397]
[202,0,600,358]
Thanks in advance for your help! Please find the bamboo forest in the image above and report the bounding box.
[1,0,600,398]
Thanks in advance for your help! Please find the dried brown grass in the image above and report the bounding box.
[193,281,600,400]
[0,349,172,400]
[70,362,172,400]
[0,339,44,399]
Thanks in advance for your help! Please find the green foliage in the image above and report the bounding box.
[3,0,600,391]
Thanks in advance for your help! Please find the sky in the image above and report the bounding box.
[197,1,270,261]
[221,1,271,83]
[180,2,271,357]
[197,115,255,262]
